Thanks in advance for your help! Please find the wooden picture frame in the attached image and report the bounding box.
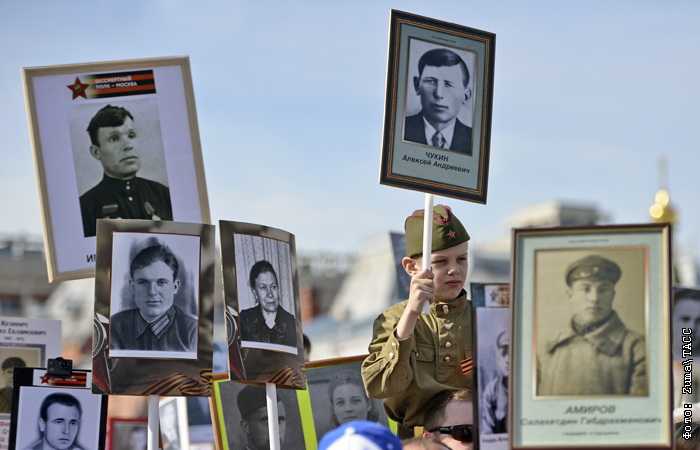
[22,56,210,282]
[219,220,305,389]
[379,10,496,203]
[509,224,673,449]
[92,219,215,396]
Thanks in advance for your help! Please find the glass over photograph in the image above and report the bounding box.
[403,38,476,155]
[535,248,649,397]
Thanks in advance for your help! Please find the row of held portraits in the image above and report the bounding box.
[91,218,306,396]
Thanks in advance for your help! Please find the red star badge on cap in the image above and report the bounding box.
[40,373,51,384]
[444,230,456,240]
[67,77,89,99]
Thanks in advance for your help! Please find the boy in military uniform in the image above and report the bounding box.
[537,254,647,396]
[362,205,472,428]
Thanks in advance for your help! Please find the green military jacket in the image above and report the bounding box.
[361,291,473,427]
[537,310,647,396]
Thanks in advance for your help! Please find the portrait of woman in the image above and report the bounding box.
[240,260,297,348]
[328,370,379,427]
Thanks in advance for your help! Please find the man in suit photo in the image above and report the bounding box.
[403,46,473,155]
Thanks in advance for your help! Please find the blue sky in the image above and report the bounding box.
[1,1,698,259]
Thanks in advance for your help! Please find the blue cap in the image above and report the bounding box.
[318,421,401,450]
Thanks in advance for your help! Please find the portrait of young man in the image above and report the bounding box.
[403,39,476,155]
[109,234,201,359]
[70,101,173,238]
[536,252,648,397]
[26,393,84,450]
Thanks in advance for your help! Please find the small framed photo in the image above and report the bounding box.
[220,221,305,388]
[92,219,215,396]
[9,368,108,450]
[509,224,673,449]
[23,56,210,282]
[471,282,510,308]
[305,356,395,441]
[160,397,190,450]
[474,307,509,449]
[210,373,306,450]
[107,418,148,450]
[379,10,496,203]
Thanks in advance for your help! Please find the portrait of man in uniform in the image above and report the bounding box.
[673,287,700,361]
[109,233,201,359]
[535,251,648,397]
[70,101,173,238]
[403,39,476,155]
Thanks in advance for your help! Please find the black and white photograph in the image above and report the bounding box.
[403,38,476,155]
[306,359,389,442]
[379,10,495,204]
[13,386,103,450]
[475,308,509,450]
[510,224,673,449]
[234,233,297,355]
[535,248,648,397]
[212,376,305,450]
[68,99,172,238]
[220,221,305,388]
[0,347,41,414]
[93,220,215,396]
[108,418,148,450]
[108,231,201,360]
[673,286,700,362]
[23,57,210,282]
[160,397,189,450]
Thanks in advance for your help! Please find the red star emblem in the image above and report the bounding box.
[444,230,457,240]
[40,373,51,384]
[67,77,89,99]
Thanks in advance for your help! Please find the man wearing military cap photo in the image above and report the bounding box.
[0,356,25,413]
[537,254,648,396]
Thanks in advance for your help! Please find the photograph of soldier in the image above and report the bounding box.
[403,39,476,155]
[0,347,41,414]
[673,287,700,361]
[109,232,200,359]
[535,250,648,396]
[15,387,102,450]
[306,361,388,441]
[68,99,172,238]
[234,234,298,355]
[215,381,304,450]
[475,307,508,436]
[110,420,147,450]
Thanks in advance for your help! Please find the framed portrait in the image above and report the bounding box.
[9,368,108,450]
[509,224,673,449]
[92,219,216,396]
[379,10,496,204]
[474,307,509,450]
[220,221,305,389]
[160,396,190,450]
[210,373,306,450]
[304,356,394,442]
[0,316,62,448]
[107,418,148,450]
[22,56,210,282]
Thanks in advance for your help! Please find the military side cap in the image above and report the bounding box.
[237,385,278,420]
[566,255,621,286]
[2,357,26,371]
[404,204,469,258]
